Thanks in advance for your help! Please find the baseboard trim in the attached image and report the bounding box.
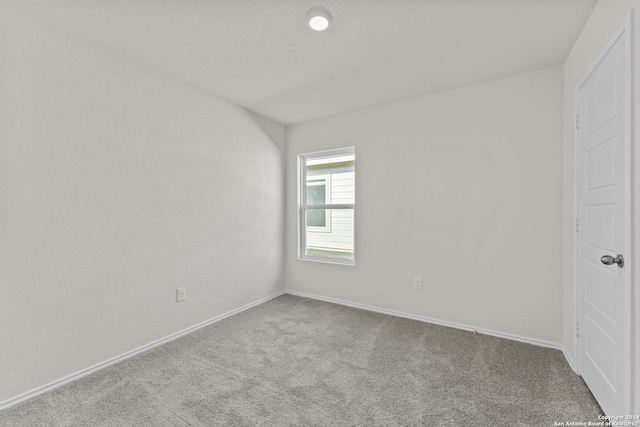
[285,290,563,351]
[562,346,578,374]
[0,290,286,412]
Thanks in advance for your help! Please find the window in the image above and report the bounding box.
[299,147,355,265]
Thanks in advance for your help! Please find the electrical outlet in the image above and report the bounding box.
[414,277,423,290]
[177,287,187,302]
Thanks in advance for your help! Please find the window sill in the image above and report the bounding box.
[298,255,355,267]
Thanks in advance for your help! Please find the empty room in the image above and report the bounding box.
[0,0,638,425]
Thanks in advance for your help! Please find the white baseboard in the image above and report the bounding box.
[562,346,578,374]
[0,290,285,412]
[285,290,564,351]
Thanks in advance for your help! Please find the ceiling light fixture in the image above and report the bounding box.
[306,8,332,31]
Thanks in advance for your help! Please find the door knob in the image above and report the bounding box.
[600,254,624,268]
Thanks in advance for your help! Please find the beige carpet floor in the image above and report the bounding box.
[0,294,602,426]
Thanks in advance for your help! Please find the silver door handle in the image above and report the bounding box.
[600,254,624,268]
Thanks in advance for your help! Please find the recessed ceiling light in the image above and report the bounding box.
[306,8,332,31]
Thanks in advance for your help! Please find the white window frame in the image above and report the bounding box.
[306,174,331,232]
[299,147,355,266]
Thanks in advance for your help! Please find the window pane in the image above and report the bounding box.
[306,154,355,175]
[306,208,326,227]
[329,171,354,204]
[306,180,326,205]
[305,209,354,261]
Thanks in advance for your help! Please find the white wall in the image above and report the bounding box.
[286,66,564,345]
[0,3,284,404]
[562,0,640,412]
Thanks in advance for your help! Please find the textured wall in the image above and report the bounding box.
[285,67,564,345]
[0,3,284,403]
[562,0,640,412]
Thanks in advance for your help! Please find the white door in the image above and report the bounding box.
[576,15,632,416]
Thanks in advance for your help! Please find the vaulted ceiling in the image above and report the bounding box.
[9,0,598,124]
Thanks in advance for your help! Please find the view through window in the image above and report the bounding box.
[299,147,355,265]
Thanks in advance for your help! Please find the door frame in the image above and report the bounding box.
[573,11,634,414]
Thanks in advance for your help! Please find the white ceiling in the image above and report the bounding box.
[9,0,597,125]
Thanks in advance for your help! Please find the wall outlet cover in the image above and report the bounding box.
[177,287,187,302]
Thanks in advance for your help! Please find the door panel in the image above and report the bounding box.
[585,261,616,320]
[585,205,616,250]
[584,315,616,386]
[585,73,616,136]
[585,138,616,190]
